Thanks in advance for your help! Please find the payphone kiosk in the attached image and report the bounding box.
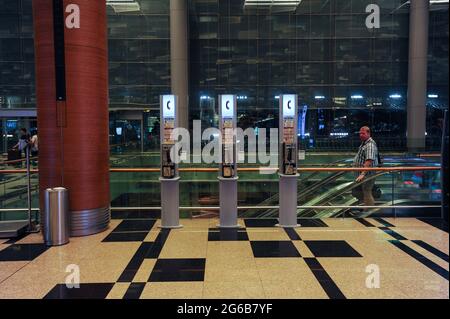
[278,94,300,227]
[159,95,182,229]
[218,95,240,228]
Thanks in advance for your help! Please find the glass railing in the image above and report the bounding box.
[0,163,39,221]
[0,154,442,222]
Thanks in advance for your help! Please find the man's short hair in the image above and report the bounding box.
[360,126,371,135]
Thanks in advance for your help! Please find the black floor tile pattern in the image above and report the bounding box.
[113,219,156,232]
[123,283,146,299]
[284,228,301,240]
[4,232,28,244]
[304,258,346,299]
[0,244,48,261]
[412,240,449,262]
[208,228,249,241]
[117,230,171,282]
[102,219,157,242]
[304,241,362,258]
[418,218,449,233]
[146,229,171,258]
[355,218,450,280]
[373,218,395,228]
[102,232,148,242]
[118,242,154,282]
[379,227,408,240]
[44,283,114,299]
[389,240,449,281]
[250,241,301,258]
[355,218,377,227]
[244,219,278,228]
[149,258,206,282]
[2,217,446,299]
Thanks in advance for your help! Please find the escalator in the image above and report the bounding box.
[248,156,441,219]
[242,159,351,217]
[256,171,387,218]
[255,173,351,218]
[296,171,388,218]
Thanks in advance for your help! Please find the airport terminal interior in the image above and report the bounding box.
[0,0,449,300]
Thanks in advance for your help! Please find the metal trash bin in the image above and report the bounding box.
[43,187,70,246]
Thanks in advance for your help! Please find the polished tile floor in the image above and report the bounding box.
[0,216,448,299]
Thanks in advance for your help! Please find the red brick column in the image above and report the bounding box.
[33,0,110,236]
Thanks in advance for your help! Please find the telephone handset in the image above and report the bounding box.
[162,144,175,178]
[222,144,235,178]
[221,121,235,178]
[282,142,296,175]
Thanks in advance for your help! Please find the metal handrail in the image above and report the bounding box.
[0,146,39,232]
[0,205,441,213]
[1,169,39,174]
[0,166,440,174]
[0,156,38,166]
[112,205,441,210]
[111,166,441,172]
[0,165,441,215]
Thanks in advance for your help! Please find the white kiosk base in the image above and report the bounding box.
[277,174,300,228]
[218,176,241,228]
[159,177,183,229]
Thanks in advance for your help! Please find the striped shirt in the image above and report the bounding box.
[353,137,379,173]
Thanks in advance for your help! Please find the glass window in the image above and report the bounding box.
[295,15,310,38]
[297,62,330,85]
[139,0,170,14]
[0,39,20,61]
[334,62,350,84]
[0,0,19,13]
[190,0,218,14]
[350,62,372,84]
[197,15,218,39]
[310,15,330,38]
[22,38,34,61]
[0,14,19,37]
[108,15,169,39]
[269,39,296,62]
[21,14,33,35]
[0,62,23,85]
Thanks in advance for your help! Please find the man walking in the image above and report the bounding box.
[12,128,31,156]
[353,126,379,208]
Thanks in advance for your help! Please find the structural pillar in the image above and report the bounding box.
[33,0,110,236]
[170,0,189,131]
[407,0,429,152]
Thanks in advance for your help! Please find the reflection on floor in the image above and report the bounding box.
[0,217,448,299]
